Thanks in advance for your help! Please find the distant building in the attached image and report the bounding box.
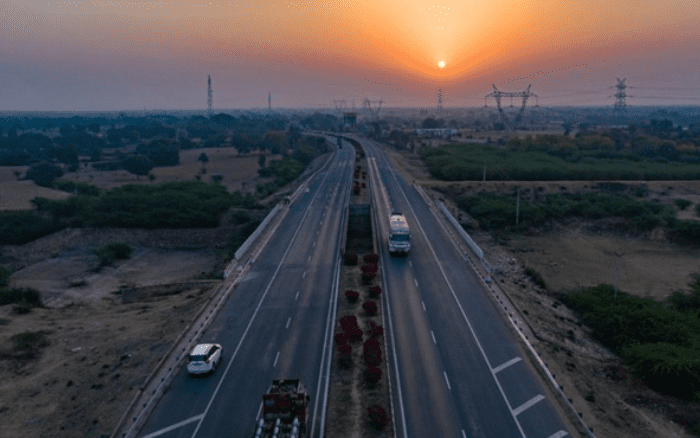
[415,128,459,138]
[343,112,357,131]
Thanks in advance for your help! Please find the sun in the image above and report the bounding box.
[438,61,446,68]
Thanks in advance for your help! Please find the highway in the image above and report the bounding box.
[361,138,573,438]
[137,141,354,438]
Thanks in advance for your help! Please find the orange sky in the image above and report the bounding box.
[1,0,699,110]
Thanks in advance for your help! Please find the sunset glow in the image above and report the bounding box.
[1,0,699,109]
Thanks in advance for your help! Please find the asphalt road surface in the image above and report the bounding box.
[138,142,354,438]
[361,138,573,438]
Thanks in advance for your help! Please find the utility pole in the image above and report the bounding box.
[207,75,213,118]
[614,250,623,298]
[516,187,520,226]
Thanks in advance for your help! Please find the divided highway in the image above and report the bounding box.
[137,142,354,438]
[361,138,574,438]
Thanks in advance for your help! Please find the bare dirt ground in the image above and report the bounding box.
[380,143,700,438]
[0,151,274,438]
[0,225,231,438]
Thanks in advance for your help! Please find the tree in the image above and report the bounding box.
[25,162,64,187]
[198,152,209,173]
[52,144,79,165]
[122,155,154,179]
[258,153,266,168]
[211,174,223,184]
[87,123,100,133]
[136,138,179,166]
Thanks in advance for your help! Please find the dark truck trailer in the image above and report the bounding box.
[253,379,310,438]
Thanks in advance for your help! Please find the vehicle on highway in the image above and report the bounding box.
[389,212,411,255]
[252,379,310,438]
[186,343,222,375]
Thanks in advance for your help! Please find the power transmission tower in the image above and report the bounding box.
[207,75,213,117]
[484,84,537,130]
[363,98,382,119]
[333,100,346,115]
[613,78,627,113]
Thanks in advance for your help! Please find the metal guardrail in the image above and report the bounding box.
[436,201,492,272]
[233,203,281,262]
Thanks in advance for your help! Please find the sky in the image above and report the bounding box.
[1,0,700,110]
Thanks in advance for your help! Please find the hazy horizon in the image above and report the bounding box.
[2,0,700,111]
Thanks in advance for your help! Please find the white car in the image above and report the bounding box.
[186,343,222,375]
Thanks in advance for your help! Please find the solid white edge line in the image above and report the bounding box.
[189,147,334,438]
[141,414,204,438]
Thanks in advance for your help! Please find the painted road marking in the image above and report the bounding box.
[273,351,280,367]
[308,255,312,262]
[431,330,436,344]
[421,301,426,311]
[462,430,467,438]
[513,394,545,416]
[443,371,451,390]
[408,260,412,267]
[302,271,307,279]
[286,317,291,329]
[493,357,522,374]
[142,414,204,438]
[313,241,316,248]
[295,291,300,300]
[414,278,418,287]
[547,431,568,438]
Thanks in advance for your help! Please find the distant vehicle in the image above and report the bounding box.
[186,343,222,375]
[252,379,310,438]
[389,212,411,255]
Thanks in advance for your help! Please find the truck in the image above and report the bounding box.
[252,379,310,438]
[388,212,411,255]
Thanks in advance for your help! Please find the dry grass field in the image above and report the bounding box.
[61,147,278,193]
[0,148,280,211]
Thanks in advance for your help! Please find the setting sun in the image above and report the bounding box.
[438,61,446,68]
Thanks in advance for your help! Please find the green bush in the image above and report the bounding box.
[622,342,700,400]
[0,266,11,288]
[0,212,63,245]
[562,284,700,400]
[230,210,251,225]
[668,220,700,245]
[674,199,692,210]
[93,242,133,268]
[524,267,546,289]
[0,288,42,307]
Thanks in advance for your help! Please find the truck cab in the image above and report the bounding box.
[389,212,411,255]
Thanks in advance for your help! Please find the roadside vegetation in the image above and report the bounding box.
[423,120,700,182]
[456,191,700,245]
[562,283,700,409]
